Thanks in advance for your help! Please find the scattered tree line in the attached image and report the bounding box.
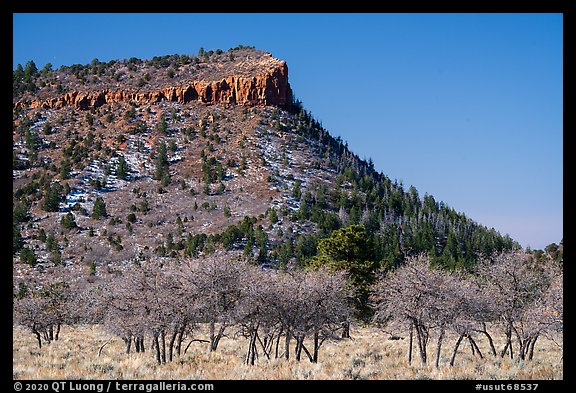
[14,249,561,369]
[372,250,563,367]
[14,254,350,366]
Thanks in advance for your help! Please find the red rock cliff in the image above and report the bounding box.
[17,61,292,111]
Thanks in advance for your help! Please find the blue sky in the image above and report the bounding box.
[13,13,563,249]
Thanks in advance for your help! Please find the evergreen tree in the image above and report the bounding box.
[13,203,29,224]
[46,233,58,253]
[50,249,62,266]
[153,142,170,183]
[60,159,72,179]
[116,156,130,180]
[42,183,63,212]
[13,223,23,254]
[20,247,37,265]
[269,208,278,224]
[176,215,184,236]
[92,196,108,219]
[38,228,47,242]
[310,225,378,320]
[292,180,302,200]
[61,212,77,230]
[277,239,294,266]
[24,60,38,77]
[157,116,168,134]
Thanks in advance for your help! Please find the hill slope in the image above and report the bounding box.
[12,46,517,277]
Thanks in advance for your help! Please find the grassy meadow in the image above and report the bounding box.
[12,324,562,380]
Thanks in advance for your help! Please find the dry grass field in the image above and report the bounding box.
[12,324,562,380]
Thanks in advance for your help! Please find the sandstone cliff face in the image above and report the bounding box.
[18,61,292,111]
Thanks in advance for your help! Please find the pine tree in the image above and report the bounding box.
[153,142,170,183]
[61,212,77,230]
[116,156,130,180]
[42,183,63,212]
[13,223,23,254]
[176,216,184,236]
[20,247,37,265]
[92,196,108,219]
[311,225,378,320]
[157,116,168,134]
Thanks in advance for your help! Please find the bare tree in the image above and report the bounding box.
[372,254,440,365]
[14,268,76,348]
[474,250,550,361]
[446,273,496,366]
[514,258,563,360]
[235,264,277,365]
[14,294,51,349]
[372,254,509,367]
[104,264,149,355]
[235,265,351,365]
[179,253,245,353]
[294,268,350,363]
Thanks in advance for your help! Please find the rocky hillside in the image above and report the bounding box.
[12,46,517,278]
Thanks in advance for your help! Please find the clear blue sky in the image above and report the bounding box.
[13,13,563,250]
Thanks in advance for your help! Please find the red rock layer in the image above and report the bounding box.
[16,62,292,111]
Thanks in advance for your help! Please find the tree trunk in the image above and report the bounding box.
[301,341,313,362]
[500,340,510,359]
[512,326,526,360]
[435,329,444,368]
[139,337,145,353]
[209,321,215,353]
[480,324,497,356]
[256,331,272,359]
[160,331,166,364]
[275,331,282,359]
[213,324,225,351]
[408,322,414,365]
[342,321,350,339]
[414,323,427,365]
[528,335,538,361]
[500,326,513,359]
[295,334,304,361]
[245,331,258,366]
[48,325,54,341]
[175,322,186,357]
[154,335,161,364]
[134,337,141,353]
[469,335,475,356]
[522,337,532,359]
[250,333,258,365]
[209,322,225,352]
[33,327,42,349]
[450,334,465,366]
[245,334,252,365]
[509,338,514,359]
[123,336,132,354]
[285,329,292,360]
[313,331,320,363]
[55,323,61,341]
[169,329,178,362]
[469,336,483,359]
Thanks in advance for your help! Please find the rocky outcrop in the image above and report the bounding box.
[16,62,292,112]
